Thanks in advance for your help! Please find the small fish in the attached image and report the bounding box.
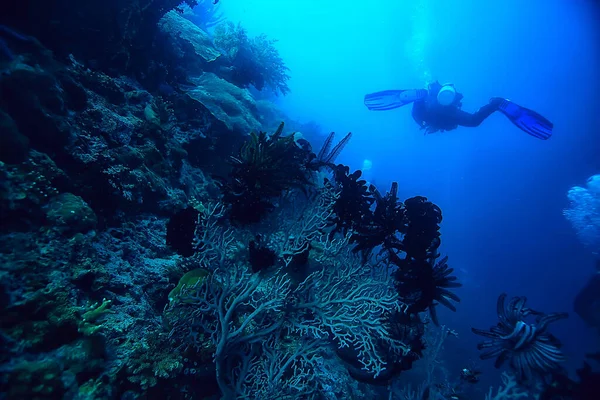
[214,0,220,4]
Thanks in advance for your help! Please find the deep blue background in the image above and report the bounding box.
[217,0,600,383]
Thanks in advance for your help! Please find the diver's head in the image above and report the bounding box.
[437,85,456,106]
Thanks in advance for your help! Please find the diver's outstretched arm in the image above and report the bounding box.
[454,100,501,127]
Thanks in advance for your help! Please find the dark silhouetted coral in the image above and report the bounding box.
[219,122,313,224]
[351,182,405,257]
[248,235,278,273]
[402,196,442,260]
[392,255,461,325]
[538,352,600,400]
[310,131,353,169]
[166,207,200,257]
[327,165,375,235]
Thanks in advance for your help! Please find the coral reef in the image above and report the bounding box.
[563,174,600,256]
[184,1,227,31]
[158,11,222,74]
[184,72,262,134]
[0,31,411,395]
[213,21,290,95]
[1,0,199,79]
[218,122,315,224]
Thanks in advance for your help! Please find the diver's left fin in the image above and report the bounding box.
[364,89,427,111]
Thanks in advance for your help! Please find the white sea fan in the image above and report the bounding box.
[563,174,600,255]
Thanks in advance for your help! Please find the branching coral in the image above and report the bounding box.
[290,242,410,379]
[168,265,293,399]
[278,186,339,272]
[485,372,529,400]
[472,293,568,383]
[166,201,234,260]
[166,183,419,395]
[236,335,323,399]
[213,22,290,95]
[318,173,458,326]
[251,33,290,96]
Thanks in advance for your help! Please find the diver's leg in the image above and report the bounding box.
[454,101,501,127]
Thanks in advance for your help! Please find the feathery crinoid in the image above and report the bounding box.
[350,181,406,258]
[430,255,462,313]
[221,122,313,223]
[311,131,352,169]
[393,255,461,326]
[325,165,374,235]
[472,293,568,383]
[402,196,442,261]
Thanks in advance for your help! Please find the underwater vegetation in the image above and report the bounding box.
[213,21,291,96]
[218,122,316,224]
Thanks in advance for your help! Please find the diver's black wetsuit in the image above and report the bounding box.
[411,82,502,133]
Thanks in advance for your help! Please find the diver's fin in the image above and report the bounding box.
[364,89,427,111]
[497,99,553,140]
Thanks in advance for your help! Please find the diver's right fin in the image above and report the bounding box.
[364,89,427,111]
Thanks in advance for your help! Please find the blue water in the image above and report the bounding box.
[219,0,600,379]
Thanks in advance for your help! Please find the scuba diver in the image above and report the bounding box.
[364,81,553,140]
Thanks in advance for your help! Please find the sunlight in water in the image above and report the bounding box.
[404,0,433,85]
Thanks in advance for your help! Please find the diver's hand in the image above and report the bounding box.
[424,125,440,134]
